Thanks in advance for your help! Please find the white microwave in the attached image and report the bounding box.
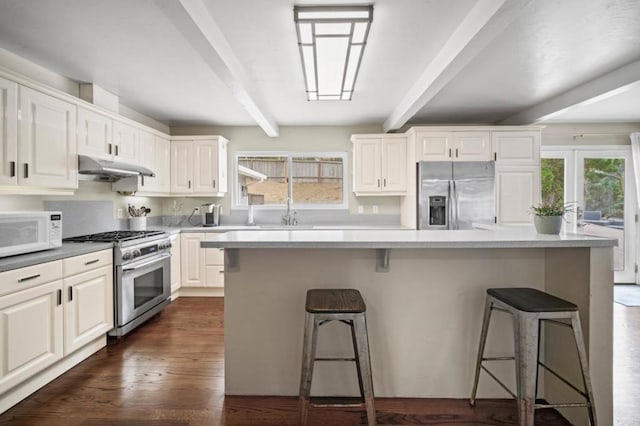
[0,211,62,258]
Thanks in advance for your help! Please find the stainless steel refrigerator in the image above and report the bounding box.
[417,161,495,230]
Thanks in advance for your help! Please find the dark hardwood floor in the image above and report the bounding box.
[0,297,636,425]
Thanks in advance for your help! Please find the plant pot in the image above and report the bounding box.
[533,215,562,234]
[130,217,147,231]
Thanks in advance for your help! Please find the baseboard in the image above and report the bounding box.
[177,287,224,297]
[0,336,106,414]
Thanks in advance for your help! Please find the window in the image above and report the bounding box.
[234,152,347,209]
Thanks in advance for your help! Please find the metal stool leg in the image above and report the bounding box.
[349,320,366,399]
[570,312,598,426]
[470,296,494,405]
[353,313,376,426]
[515,313,539,426]
[299,312,319,426]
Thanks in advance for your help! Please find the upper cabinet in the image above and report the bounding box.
[77,107,113,160]
[136,132,170,194]
[0,77,18,186]
[492,131,540,165]
[18,86,77,189]
[170,136,228,196]
[352,135,406,195]
[112,120,139,164]
[416,131,492,162]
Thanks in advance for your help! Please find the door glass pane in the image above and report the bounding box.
[541,158,565,205]
[291,157,343,204]
[134,268,163,309]
[582,158,625,271]
[237,156,289,205]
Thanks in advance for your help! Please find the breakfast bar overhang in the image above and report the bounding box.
[202,229,617,426]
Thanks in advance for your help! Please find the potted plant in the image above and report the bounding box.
[530,199,574,234]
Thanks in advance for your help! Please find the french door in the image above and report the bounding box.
[542,146,637,283]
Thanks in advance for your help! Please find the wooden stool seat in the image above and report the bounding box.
[470,287,597,426]
[487,287,578,312]
[305,289,366,313]
[298,289,376,426]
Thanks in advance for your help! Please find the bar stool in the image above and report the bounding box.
[470,287,597,426]
[298,289,376,426]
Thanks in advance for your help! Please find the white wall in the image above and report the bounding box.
[541,123,640,146]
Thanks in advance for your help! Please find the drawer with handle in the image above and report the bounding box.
[0,260,63,297]
[63,249,112,277]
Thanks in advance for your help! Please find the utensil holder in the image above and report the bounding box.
[130,217,147,231]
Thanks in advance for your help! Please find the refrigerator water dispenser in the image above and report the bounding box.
[429,196,447,226]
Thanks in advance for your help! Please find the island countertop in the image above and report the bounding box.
[200,228,617,249]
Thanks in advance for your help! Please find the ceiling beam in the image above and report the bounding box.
[156,0,279,137]
[383,0,531,133]
[500,59,640,124]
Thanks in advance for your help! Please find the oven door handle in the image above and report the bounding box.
[123,255,171,272]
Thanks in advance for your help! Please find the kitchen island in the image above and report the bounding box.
[202,228,616,426]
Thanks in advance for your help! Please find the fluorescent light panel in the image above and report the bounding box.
[294,5,373,101]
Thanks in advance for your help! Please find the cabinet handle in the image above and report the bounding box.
[68,286,73,302]
[494,152,497,161]
[18,273,40,283]
[10,161,16,177]
[448,148,452,158]
[115,145,119,156]
[213,179,216,189]
[57,289,62,306]
[383,178,387,187]
[141,175,145,187]
[219,270,224,274]
[108,143,113,155]
[24,163,29,178]
[85,259,99,265]
[188,180,191,189]
[377,179,380,188]
[455,148,459,158]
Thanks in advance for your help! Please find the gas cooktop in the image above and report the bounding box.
[64,230,166,243]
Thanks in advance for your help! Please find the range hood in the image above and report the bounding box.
[78,155,155,182]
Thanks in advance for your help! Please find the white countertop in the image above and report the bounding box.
[200,228,617,249]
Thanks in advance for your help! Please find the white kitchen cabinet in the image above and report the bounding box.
[496,165,541,225]
[170,137,228,196]
[77,107,114,160]
[112,120,139,164]
[205,234,224,288]
[153,135,171,193]
[62,249,113,356]
[352,135,406,195]
[0,279,63,394]
[492,131,540,165]
[170,234,181,294]
[416,131,491,162]
[18,86,77,189]
[180,233,205,287]
[0,77,18,186]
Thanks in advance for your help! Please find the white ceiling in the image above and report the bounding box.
[0,0,639,135]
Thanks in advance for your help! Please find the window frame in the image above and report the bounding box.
[232,151,349,210]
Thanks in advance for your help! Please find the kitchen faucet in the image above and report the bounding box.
[282,198,298,226]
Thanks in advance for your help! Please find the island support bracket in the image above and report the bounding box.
[376,249,390,272]
[225,248,239,272]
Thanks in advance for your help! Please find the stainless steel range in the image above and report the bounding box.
[64,230,172,337]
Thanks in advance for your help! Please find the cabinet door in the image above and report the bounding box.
[353,138,382,193]
[496,165,541,225]
[193,139,218,194]
[492,131,540,165]
[215,139,228,193]
[63,265,113,355]
[112,120,139,164]
[154,136,171,193]
[0,280,63,393]
[170,141,194,193]
[452,132,491,161]
[381,138,407,192]
[170,235,181,294]
[77,107,113,160]
[180,233,204,287]
[19,86,77,189]
[138,130,157,192]
[0,77,18,186]
[416,132,451,162]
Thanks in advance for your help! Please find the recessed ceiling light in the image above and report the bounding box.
[294,5,373,101]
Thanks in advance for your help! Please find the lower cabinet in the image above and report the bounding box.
[170,234,181,294]
[180,233,224,289]
[0,279,63,393]
[0,249,113,409]
[496,165,541,225]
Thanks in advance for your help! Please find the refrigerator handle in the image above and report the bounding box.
[447,180,452,229]
[452,180,458,230]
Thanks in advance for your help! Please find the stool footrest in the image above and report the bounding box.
[310,396,365,408]
[535,402,592,409]
[482,356,515,361]
[315,357,357,362]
